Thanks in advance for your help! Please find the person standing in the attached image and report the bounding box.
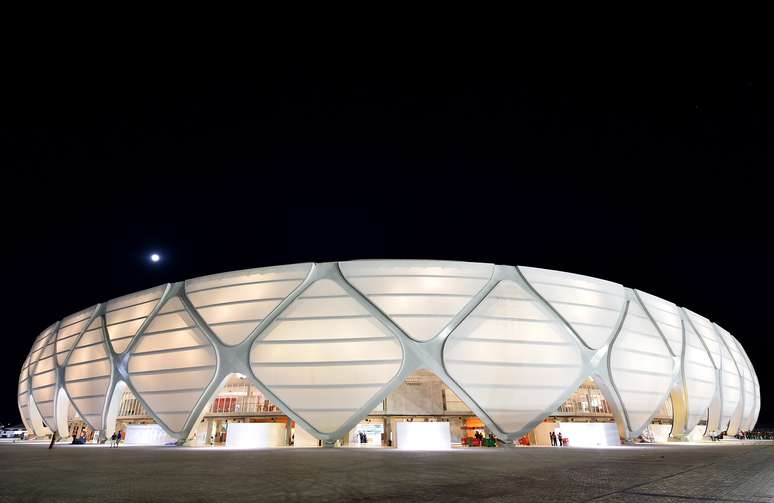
[557,432,563,447]
[549,431,555,446]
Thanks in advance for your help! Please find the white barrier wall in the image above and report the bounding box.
[124,424,176,445]
[396,421,451,450]
[225,423,286,448]
[557,422,620,447]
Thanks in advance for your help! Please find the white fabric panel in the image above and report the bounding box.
[226,423,287,448]
[519,266,626,349]
[741,339,761,430]
[30,330,59,431]
[682,320,717,431]
[64,316,111,430]
[186,263,312,345]
[55,307,95,366]
[129,369,215,392]
[610,298,674,433]
[752,372,760,429]
[105,285,165,353]
[713,325,742,431]
[685,309,722,370]
[251,279,403,434]
[444,280,584,434]
[17,353,33,431]
[124,424,176,445]
[396,422,451,450]
[340,260,493,341]
[556,422,621,447]
[29,324,57,372]
[635,290,683,356]
[127,296,216,433]
[731,336,756,430]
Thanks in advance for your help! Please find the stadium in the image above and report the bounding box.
[18,260,760,449]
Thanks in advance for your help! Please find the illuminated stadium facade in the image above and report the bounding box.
[18,261,760,448]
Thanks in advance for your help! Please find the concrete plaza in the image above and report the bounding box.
[0,442,772,502]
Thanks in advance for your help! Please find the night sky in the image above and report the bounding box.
[1,53,771,427]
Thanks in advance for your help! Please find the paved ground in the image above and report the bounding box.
[0,442,772,502]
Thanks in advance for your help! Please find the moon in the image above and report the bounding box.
[150,253,161,263]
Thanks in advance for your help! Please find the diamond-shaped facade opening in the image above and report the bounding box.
[444,280,585,435]
[186,373,293,448]
[55,307,95,366]
[30,329,59,431]
[105,285,166,354]
[682,318,717,431]
[609,297,674,434]
[127,296,217,433]
[337,369,490,449]
[185,263,312,346]
[635,290,683,356]
[250,279,403,434]
[64,315,111,431]
[340,260,493,342]
[519,266,626,349]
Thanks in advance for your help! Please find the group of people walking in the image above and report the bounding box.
[70,430,88,444]
[736,430,773,440]
[109,430,123,447]
[549,431,566,446]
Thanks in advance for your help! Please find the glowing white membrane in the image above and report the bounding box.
[105,285,166,353]
[609,297,674,433]
[731,335,756,431]
[17,353,33,432]
[186,263,312,345]
[682,319,717,431]
[30,328,59,431]
[340,260,493,342]
[250,279,403,434]
[64,315,111,430]
[55,307,95,366]
[520,266,626,349]
[636,290,683,356]
[444,280,584,434]
[127,297,217,433]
